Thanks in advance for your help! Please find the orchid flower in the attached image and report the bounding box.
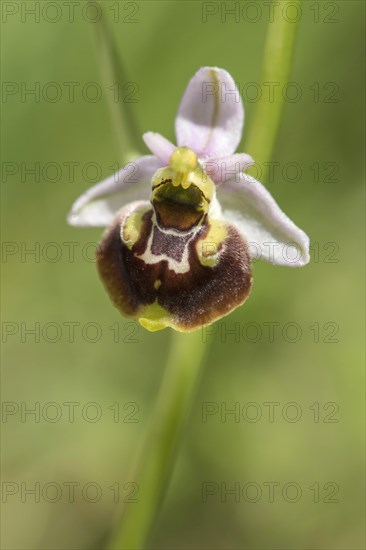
[68,67,309,332]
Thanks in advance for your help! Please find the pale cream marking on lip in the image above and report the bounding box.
[136,223,199,274]
[136,211,204,275]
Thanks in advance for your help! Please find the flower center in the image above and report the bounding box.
[150,148,216,232]
[153,181,205,231]
[169,147,198,188]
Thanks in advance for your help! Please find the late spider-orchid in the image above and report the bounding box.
[68,67,309,332]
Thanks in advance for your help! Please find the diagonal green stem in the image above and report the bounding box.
[90,1,141,162]
[245,0,302,181]
[104,4,302,549]
[108,330,209,549]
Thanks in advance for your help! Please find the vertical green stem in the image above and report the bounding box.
[91,1,141,162]
[245,0,302,181]
[108,330,209,549]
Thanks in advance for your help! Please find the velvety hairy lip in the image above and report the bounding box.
[96,207,252,332]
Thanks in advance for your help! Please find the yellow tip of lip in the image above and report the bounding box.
[139,318,168,332]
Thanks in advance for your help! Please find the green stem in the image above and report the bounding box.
[105,4,302,548]
[91,1,141,162]
[245,0,301,181]
[108,330,209,549]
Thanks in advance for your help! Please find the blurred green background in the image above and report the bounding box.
[1,1,365,549]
